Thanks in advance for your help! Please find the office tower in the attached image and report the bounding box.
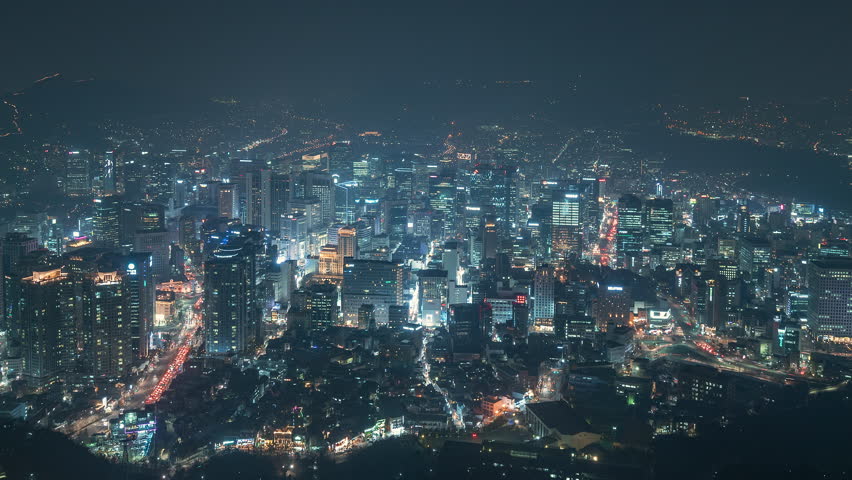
[471,164,517,233]
[418,269,448,328]
[335,181,358,225]
[786,290,809,323]
[65,150,91,196]
[532,264,555,333]
[3,233,39,273]
[353,219,375,255]
[530,201,552,259]
[133,229,170,282]
[342,260,404,326]
[300,172,334,228]
[19,267,77,387]
[738,236,772,277]
[178,215,199,265]
[1,233,39,331]
[138,203,166,232]
[82,270,131,379]
[597,285,632,329]
[646,198,674,247]
[329,141,354,179]
[117,253,154,360]
[718,238,737,259]
[808,258,852,338]
[218,183,239,219]
[616,194,644,269]
[101,150,117,194]
[448,303,483,356]
[736,204,751,234]
[306,284,338,333]
[93,197,121,248]
[579,177,601,234]
[428,171,456,238]
[700,275,725,329]
[384,198,409,243]
[270,174,291,237]
[551,189,582,256]
[693,195,719,228]
[482,216,499,261]
[204,241,261,355]
[337,225,358,259]
[442,241,461,283]
[318,244,344,277]
[233,166,272,230]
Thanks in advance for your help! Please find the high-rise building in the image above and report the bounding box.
[82,271,131,379]
[428,171,456,238]
[270,174,292,237]
[808,258,852,339]
[65,150,91,196]
[19,267,77,386]
[138,203,166,232]
[204,244,260,355]
[133,229,170,282]
[448,303,483,356]
[93,197,121,249]
[306,284,338,333]
[693,195,719,228]
[335,181,358,225]
[300,172,334,228]
[115,253,154,360]
[552,189,582,256]
[736,204,751,234]
[616,194,644,269]
[318,244,344,277]
[738,236,772,277]
[533,264,555,333]
[342,260,403,326]
[645,198,674,247]
[418,269,448,327]
[218,183,239,219]
[337,226,358,259]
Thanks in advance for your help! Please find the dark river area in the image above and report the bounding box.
[628,129,850,211]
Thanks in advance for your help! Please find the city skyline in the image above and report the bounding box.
[0,3,850,480]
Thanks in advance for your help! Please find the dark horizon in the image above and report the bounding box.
[4,2,851,100]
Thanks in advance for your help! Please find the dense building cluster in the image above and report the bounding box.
[0,95,849,479]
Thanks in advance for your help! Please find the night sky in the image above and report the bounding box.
[3,1,851,99]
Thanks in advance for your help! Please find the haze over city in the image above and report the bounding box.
[0,2,850,479]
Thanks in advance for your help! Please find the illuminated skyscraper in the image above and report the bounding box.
[808,258,852,338]
[736,204,751,234]
[645,198,674,247]
[552,189,582,256]
[218,183,239,219]
[533,264,555,333]
[306,284,338,333]
[616,194,644,269]
[82,270,131,379]
[20,267,77,387]
[204,240,261,355]
[342,260,403,326]
[418,269,448,327]
[65,150,91,197]
[337,225,358,259]
[93,197,121,249]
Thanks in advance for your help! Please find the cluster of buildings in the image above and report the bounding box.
[0,109,849,477]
